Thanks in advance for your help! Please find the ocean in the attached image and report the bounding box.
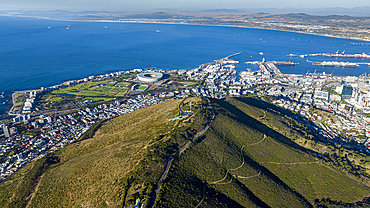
[0,16,370,115]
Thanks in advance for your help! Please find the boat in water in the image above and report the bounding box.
[358,53,370,58]
[324,52,356,58]
[156,30,161,33]
[223,59,239,64]
[318,61,358,67]
[273,61,299,66]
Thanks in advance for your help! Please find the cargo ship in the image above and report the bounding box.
[324,53,356,58]
[272,61,299,66]
[317,61,358,67]
[223,60,239,64]
[358,53,370,58]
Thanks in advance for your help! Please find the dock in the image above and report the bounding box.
[246,60,298,66]
[224,51,242,59]
[308,60,369,67]
[214,52,242,65]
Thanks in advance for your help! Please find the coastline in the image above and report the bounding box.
[3,69,134,118]
[1,14,370,43]
[0,14,369,118]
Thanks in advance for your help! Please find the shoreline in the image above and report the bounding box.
[1,63,353,120]
[1,14,369,43]
[0,15,369,118]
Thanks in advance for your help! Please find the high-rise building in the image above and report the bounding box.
[3,125,10,138]
[46,116,52,123]
[352,87,361,100]
[341,84,353,100]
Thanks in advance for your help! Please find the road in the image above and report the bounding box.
[260,161,319,165]
[178,97,187,116]
[149,97,214,208]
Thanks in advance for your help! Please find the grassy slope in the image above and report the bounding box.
[31,99,188,207]
[0,98,190,208]
[229,97,370,203]
[2,96,369,207]
[0,161,40,207]
[155,97,370,207]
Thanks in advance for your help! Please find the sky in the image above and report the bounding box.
[1,0,370,12]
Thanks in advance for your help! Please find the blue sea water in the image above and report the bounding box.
[0,16,370,115]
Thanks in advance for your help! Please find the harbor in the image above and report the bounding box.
[308,60,370,67]
[214,51,242,65]
[288,51,370,59]
[244,58,284,78]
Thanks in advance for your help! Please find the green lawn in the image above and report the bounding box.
[82,97,115,102]
[105,82,116,87]
[116,91,127,97]
[138,85,148,90]
[117,82,130,87]
[52,80,127,98]
[120,72,137,79]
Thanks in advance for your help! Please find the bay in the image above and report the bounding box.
[0,16,370,115]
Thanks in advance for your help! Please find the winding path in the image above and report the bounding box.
[234,170,261,179]
[152,97,320,208]
[178,97,187,115]
[210,135,266,185]
[194,131,319,208]
[257,110,266,120]
[260,161,319,165]
[195,134,267,208]
[195,178,233,208]
[149,97,214,208]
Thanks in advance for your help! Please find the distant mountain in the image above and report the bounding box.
[122,12,191,19]
[239,6,370,17]
[308,6,370,16]
[1,7,370,19]
[200,9,245,13]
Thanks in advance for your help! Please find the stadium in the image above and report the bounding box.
[137,72,163,83]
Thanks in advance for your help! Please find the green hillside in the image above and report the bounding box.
[0,97,209,208]
[155,97,370,207]
[1,96,370,208]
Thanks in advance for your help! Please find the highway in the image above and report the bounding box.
[149,97,214,208]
